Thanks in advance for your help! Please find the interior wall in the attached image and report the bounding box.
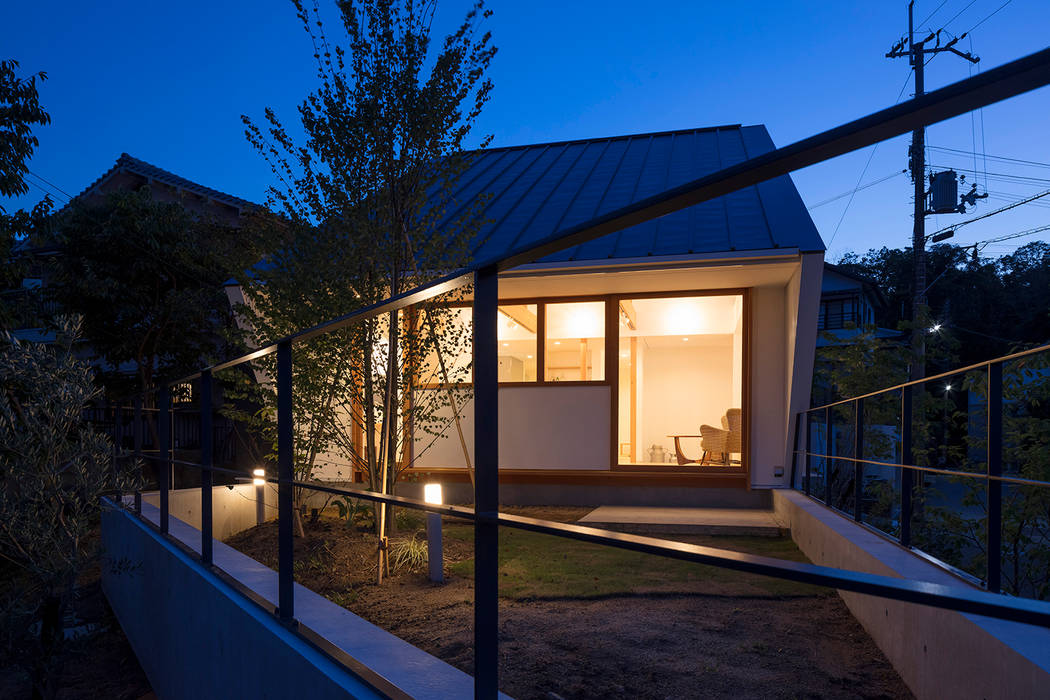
[638,343,733,462]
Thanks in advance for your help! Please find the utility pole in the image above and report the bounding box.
[887,1,978,380]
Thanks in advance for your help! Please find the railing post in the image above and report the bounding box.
[277,340,295,624]
[790,411,801,489]
[987,362,1003,593]
[159,386,170,534]
[473,264,499,699]
[805,412,812,497]
[900,385,913,547]
[133,395,143,514]
[854,398,864,521]
[824,407,833,505]
[200,369,213,566]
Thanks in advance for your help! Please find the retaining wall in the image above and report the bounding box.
[773,489,1050,700]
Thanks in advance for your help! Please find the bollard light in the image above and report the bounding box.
[424,483,443,505]
[424,483,444,583]
[252,468,266,486]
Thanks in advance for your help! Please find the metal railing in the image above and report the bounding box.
[791,344,1050,596]
[107,47,1050,699]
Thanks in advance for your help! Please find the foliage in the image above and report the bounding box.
[1,58,51,329]
[388,535,428,572]
[0,196,54,331]
[0,59,50,203]
[835,241,1050,370]
[232,0,496,540]
[913,350,1050,599]
[0,317,141,699]
[49,187,260,397]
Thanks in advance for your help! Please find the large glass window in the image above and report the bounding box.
[617,295,743,468]
[497,304,538,382]
[544,301,605,381]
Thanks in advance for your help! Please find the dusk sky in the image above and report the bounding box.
[4,0,1050,261]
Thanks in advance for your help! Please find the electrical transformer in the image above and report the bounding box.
[928,170,959,214]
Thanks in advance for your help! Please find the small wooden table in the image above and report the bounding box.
[667,434,702,465]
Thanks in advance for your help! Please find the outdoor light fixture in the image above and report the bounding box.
[424,483,443,505]
[424,484,444,583]
[929,323,942,333]
[945,384,952,392]
[253,469,266,525]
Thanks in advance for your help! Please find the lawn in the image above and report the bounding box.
[225,506,912,699]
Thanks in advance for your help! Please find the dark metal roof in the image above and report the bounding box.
[438,124,824,265]
[70,153,257,212]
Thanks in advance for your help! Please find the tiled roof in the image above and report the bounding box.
[437,124,824,264]
[70,153,257,212]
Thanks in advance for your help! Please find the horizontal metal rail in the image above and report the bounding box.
[159,47,1050,391]
[792,451,1050,489]
[125,473,1050,628]
[806,341,1050,413]
[107,46,1050,696]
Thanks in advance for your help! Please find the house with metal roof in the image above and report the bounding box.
[378,124,827,505]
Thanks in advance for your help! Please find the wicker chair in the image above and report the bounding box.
[698,408,742,465]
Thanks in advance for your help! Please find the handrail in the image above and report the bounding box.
[806,341,1050,413]
[100,46,1050,696]
[158,46,1050,391]
[791,451,1050,489]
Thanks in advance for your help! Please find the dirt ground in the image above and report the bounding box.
[0,563,153,700]
[227,506,913,700]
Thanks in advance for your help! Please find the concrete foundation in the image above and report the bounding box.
[396,482,772,508]
[103,499,508,699]
[774,489,1050,700]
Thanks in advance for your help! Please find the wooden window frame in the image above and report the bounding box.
[407,287,750,478]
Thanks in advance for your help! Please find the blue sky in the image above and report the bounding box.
[4,0,1050,261]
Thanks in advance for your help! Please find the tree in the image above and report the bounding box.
[0,59,50,202]
[50,187,260,398]
[1,59,51,328]
[0,317,140,700]
[236,0,496,580]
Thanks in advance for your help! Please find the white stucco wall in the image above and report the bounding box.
[749,284,788,487]
[414,384,611,469]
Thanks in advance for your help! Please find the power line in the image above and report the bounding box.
[928,165,1050,185]
[826,69,914,247]
[927,146,1050,171]
[917,0,951,30]
[807,171,906,210]
[941,0,979,32]
[27,169,74,200]
[962,0,1012,34]
[929,187,1050,238]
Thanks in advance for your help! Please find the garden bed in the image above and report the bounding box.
[225,506,912,699]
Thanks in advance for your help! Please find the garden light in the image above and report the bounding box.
[424,483,444,583]
[424,483,443,505]
[252,468,266,486]
[929,323,942,333]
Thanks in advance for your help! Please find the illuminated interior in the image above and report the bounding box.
[617,295,744,467]
[497,304,538,381]
[544,301,605,381]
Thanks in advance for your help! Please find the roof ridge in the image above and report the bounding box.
[469,123,752,155]
[64,152,258,213]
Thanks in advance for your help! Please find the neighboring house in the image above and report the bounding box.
[9,152,255,344]
[6,154,258,466]
[243,124,827,502]
[816,263,898,347]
